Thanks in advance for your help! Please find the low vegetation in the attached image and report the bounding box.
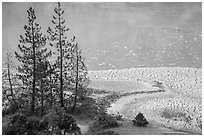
[2,2,89,135]
[132,112,149,127]
[88,113,119,134]
[2,108,81,135]
[2,1,201,135]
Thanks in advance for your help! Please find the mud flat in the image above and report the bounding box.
[88,67,202,98]
[88,67,202,134]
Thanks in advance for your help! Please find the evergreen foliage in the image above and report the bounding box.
[47,2,73,108]
[3,2,90,135]
[132,112,149,127]
[15,7,51,114]
[47,2,89,109]
[2,53,20,112]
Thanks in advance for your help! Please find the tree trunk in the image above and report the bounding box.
[50,74,53,109]
[72,45,79,112]
[7,55,15,103]
[59,13,64,108]
[40,78,44,116]
[31,23,36,114]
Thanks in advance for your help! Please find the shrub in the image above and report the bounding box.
[132,112,149,127]
[42,109,59,128]
[25,116,48,134]
[161,109,192,123]
[3,112,26,135]
[98,113,118,129]
[3,112,48,135]
[42,107,81,135]
[10,112,27,125]
[91,113,118,131]
[2,125,22,135]
[2,102,20,116]
[88,113,118,135]
[58,111,81,134]
[3,108,81,135]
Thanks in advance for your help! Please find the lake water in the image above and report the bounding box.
[2,3,202,70]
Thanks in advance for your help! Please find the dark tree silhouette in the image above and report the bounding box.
[47,2,75,108]
[70,43,90,112]
[15,7,49,114]
[2,53,18,107]
[36,57,52,116]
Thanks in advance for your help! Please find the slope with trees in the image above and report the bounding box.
[1,2,118,135]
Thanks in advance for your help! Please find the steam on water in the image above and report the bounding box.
[2,3,202,70]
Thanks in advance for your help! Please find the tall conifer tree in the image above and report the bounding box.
[47,2,74,107]
[70,43,90,112]
[15,7,49,114]
[2,53,18,107]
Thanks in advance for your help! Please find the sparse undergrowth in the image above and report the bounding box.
[133,97,202,134]
[2,108,81,135]
[87,113,119,134]
[162,109,187,120]
[2,112,48,135]
[161,109,202,131]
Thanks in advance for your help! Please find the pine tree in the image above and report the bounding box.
[35,55,52,116]
[15,7,49,114]
[46,64,56,109]
[2,53,19,108]
[3,53,14,102]
[70,43,90,112]
[47,2,74,108]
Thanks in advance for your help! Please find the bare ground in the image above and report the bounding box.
[87,67,202,135]
[3,67,201,135]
